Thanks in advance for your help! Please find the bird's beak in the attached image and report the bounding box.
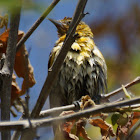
[48,18,66,35]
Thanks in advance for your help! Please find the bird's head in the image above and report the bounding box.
[48,17,93,38]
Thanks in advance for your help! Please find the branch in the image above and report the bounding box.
[16,0,60,52]
[39,102,140,119]
[101,76,140,102]
[0,97,140,131]
[31,0,88,118]
[31,97,140,128]
[39,102,81,118]
[0,3,21,140]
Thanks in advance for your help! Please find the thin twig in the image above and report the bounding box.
[0,3,21,140]
[0,97,140,131]
[25,91,32,124]
[39,102,81,118]
[31,0,88,119]
[24,47,31,125]
[16,0,60,52]
[101,76,140,102]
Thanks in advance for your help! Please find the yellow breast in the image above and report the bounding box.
[50,36,94,66]
[49,34,105,68]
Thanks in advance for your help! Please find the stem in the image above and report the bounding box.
[101,76,140,102]
[16,0,60,52]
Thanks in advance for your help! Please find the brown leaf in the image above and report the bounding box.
[0,29,24,53]
[76,118,91,140]
[0,14,8,29]
[77,126,91,140]
[101,126,115,139]
[102,136,110,140]
[0,30,35,104]
[63,121,76,133]
[11,74,20,103]
[0,29,10,52]
[89,119,109,130]
[0,43,3,47]
[100,113,109,121]
[116,114,133,138]
[60,111,75,133]
[56,111,78,140]
[0,30,9,42]
[89,119,115,138]
[119,126,128,135]
[63,131,79,140]
[14,44,36,96]
[131,112,140,128]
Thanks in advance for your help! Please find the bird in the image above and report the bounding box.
[48,17,107,110]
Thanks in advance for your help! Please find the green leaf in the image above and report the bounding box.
[111,112,121,126]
